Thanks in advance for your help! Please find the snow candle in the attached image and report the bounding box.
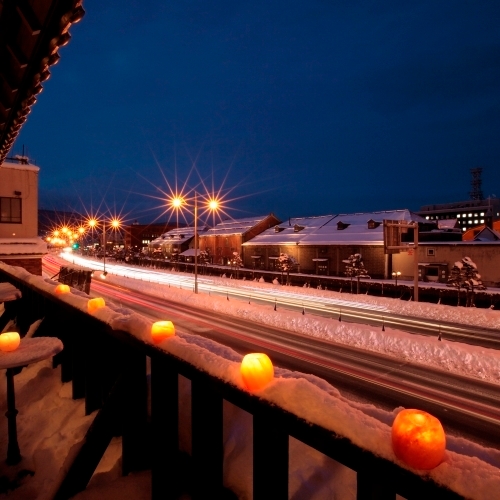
[55,284,70,295]
[0,332,20,352]
[88,297,105,313]
[240,353,274,392]
[151,321,175,344]
[391,409,446,470]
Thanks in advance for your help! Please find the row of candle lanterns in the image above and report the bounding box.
[100,309,452,470]
[149,317,448,470]
[55,286,447,472]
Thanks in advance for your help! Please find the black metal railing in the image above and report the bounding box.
[0,266,464,500]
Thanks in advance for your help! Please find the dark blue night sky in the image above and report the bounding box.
[14,1,500,224]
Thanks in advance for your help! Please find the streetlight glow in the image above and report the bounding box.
[171,196,184,208]
[167,192,226,294]
[392,271,401,287]
[86,216,122,275]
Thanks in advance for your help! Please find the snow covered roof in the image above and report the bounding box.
[473,227,500,242]
[0,237,47,255]
[0,160,40,173]
[243,210,424,246]
[241,215,335,246]
[150,226,208,246]
[180,248,201,257]
[203,214,276,236]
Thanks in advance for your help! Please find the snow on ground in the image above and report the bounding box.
[0,360,93,500]
[0,257,499,499]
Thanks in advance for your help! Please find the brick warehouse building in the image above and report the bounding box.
[198,213,281,265]
[242,210,427,279]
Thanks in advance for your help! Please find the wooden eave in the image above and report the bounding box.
[0,0,85,163]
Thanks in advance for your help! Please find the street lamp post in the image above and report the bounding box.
[392,271,401,287]
[103,219,107,275]
[170,194,220,294]
[88,217,120,278]
[194,192,198,293]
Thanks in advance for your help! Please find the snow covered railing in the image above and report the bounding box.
[0,282,22,333]
[0,263,470,499]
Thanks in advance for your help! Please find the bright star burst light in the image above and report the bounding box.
[131,145,276,228]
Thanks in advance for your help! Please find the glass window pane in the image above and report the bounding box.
[11,198,21,222]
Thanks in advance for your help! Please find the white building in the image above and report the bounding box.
[0,157,47,274]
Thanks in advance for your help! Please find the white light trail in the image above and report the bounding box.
[59,253,389,313]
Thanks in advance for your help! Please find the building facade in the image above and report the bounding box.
[242,210,427,278]
[417,198,500,232]
[0,158,46,274]
[198,214,281,265]
[123,222,178,251]
[393,241,500,287]
[149,227,196,259]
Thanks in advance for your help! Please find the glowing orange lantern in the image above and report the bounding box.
[0,332,21,352]
[88,297,106,313]
[151,321,175,344]
[240,353,274,392]
[391,409,446,470]
[55,284,71,295]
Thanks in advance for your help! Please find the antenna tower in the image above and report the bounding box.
[469,167,483,200]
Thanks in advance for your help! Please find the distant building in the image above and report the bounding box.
[416,198,500,232]
[123,222,179,251]
[415,238,500,286]
[242,210,429,278]
[462,221,500,241]
[199,214,281,265]
[149,227,198,258]
[242,209,464,282]
[0,158,47,274]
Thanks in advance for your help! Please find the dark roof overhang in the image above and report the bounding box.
[0,0,85,163]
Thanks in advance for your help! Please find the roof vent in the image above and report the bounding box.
[337,221,350,230]
[293,224,304,232]
[274,225,284,233]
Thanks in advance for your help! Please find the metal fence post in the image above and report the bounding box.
[151,356,180,499]
[191,376,224,499]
